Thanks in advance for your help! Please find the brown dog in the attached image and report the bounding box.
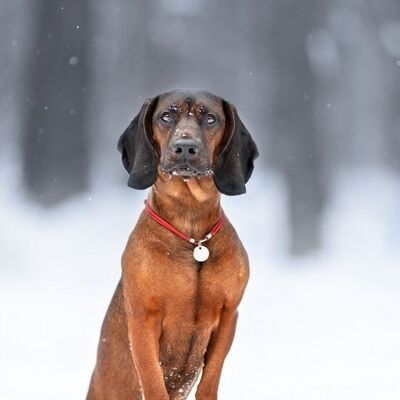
[87,90,258,400]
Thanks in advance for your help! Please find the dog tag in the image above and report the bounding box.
[193,245,209,262]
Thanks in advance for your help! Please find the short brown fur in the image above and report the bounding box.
[87,91,256,400]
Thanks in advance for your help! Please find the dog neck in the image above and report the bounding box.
[147,174,222,240]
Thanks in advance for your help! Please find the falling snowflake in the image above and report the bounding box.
[69,56,78,66]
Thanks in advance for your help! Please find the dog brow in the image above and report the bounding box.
[198,105,208,115]
[168,104,179,112]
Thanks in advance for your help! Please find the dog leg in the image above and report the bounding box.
[195,309,238,400]
[123,283,169,400]
[125,314,169,400]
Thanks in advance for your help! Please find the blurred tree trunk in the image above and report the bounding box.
[268,0,327,256]
[0,1,18,150]
[374,0,400,171]
[22,0,89,205]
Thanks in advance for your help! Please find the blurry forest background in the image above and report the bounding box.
[1,1,400,399]
[1,0,399,255]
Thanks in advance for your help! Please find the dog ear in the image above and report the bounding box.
[213,101,259,195]
[117,97,159,190]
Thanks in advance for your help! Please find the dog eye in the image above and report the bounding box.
[205,114,217,125]
[160,112,173,123]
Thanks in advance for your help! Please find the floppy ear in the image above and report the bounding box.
[213,101,259,195]
[117,97,159,189]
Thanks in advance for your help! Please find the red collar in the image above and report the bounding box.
[144,200,224,246]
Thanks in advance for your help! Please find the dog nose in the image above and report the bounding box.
[171,139,199,160]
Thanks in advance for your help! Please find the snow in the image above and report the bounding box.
[1,168,400,399]
[68,56,78,66]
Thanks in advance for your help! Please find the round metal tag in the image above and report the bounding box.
[193,245,209,262]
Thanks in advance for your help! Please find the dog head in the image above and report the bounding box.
[118,90,258,195]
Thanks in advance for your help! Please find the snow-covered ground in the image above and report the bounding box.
[1,168,400,400]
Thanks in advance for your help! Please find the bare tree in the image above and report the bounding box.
[374,0,400,171]
[22,0,90,205]
[268,0,327,255]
